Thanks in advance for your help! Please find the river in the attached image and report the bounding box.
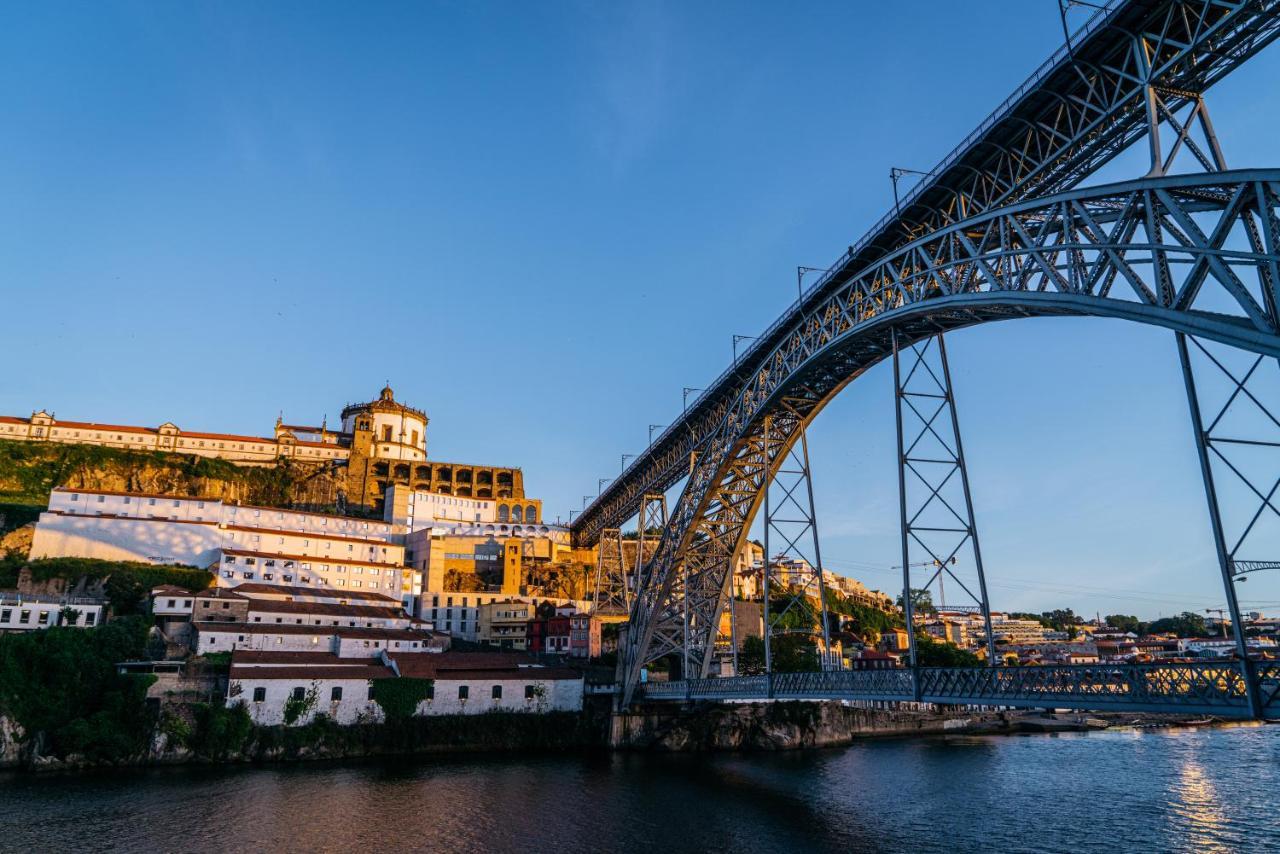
[2,723,1278,853]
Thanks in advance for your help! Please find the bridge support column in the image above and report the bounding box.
[892,330,997,674]
[1176,333,1267,719]
[591,528,629,618]
[760,414,834,675]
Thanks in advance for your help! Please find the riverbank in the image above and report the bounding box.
[3,696,1230,773]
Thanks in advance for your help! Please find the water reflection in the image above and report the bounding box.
[0,726,1276,854]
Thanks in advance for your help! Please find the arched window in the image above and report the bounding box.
[372,462,389,477]
[457,486,472,497]
[498,505,509,523]
[525,505,537,523]
[415,465,431,480]
[476,488,492,498]
[511,506,523,523]
[477,470,493,485]
[394,464,410,479]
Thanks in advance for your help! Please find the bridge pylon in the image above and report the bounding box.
[892,330,997,670]
[759,415,834,674]
[591,528,629,618]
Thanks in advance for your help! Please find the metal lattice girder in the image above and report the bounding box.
[574,0,1280,549]
[590,528,628,617]
[760,416,832,672]
[641,661,1280,720]
[892,332,996,667]
[618,170,1280,705]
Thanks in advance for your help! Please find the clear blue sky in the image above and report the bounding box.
[4,1,1280,620]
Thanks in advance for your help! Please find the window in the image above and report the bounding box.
[491,685,502,700]
[368,685,376,700]
[70,493,79,502]
[331,686,343,702]
[167,599,176,608]
[458,685,469,700]
[0,609,9,623]
[149,498,156,506]
[525,685,535,700]
[291,687,305,700]
[253,687,266,702]
[97,495,105,503]
[425,682,435,700]
[224,554,236,564]
[19,610,31,624]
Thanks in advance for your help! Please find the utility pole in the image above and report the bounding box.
[1205,608,1230,639]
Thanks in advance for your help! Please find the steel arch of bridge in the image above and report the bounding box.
[573,0,1280,550]
[620,168,1280,702]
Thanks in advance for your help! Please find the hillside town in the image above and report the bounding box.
[1,385,1277,745]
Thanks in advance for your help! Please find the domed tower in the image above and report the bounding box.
[341,384,429,462]
[341,384,430,513]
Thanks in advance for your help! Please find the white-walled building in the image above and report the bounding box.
[386,484,566,542]
[30,488,411,601]
[413,591,591,642]
[229,652,394,725]
[0,593,105,633]
[196,622,445,657]
[0,412,346,465]
[226,650,583,725]
[386,652,584,715]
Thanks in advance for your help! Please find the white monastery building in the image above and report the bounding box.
[30,487,411,600]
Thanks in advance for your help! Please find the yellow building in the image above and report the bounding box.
[477,599,535,650]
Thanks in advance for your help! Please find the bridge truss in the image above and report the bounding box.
[565,0,1280,712]
[640,661,1280,719]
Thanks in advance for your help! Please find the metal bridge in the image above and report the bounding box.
[640,661,1280,719]
[571,0,1280,718]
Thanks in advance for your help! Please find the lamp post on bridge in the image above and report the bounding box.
[682,388,703,412]
[582,495,592,510]
[621,454,635,474]
[796,265,832,303]
[598,478,609,497]
[732,335,757,364]
[889,167,930,215]
[648,425,665,448]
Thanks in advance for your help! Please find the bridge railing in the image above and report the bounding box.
[639,662,1277,718]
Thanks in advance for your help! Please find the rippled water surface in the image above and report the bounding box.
[3,724,1279,853]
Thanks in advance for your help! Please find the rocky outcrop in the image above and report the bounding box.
[610,701,1011,750]
[0,523,34,558]
[0,439,347,514]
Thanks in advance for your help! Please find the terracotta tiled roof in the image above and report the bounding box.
[247,600,408,621]
[388,651,581,681]
[228,582,401,604]
[230,664,394,681]
[197,622,433,641]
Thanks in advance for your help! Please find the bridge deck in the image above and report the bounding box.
[639,663,1280,720]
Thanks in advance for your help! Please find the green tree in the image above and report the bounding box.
[1147,611,1209,638]
[1105,614,1145,634]
[1040,609,1084,632]
[0,616,156,762]
[736,634,819,674]
[282,681,320,726]
[914,635,981,667]
[897,588,935,616]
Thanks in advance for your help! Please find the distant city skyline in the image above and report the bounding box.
[4,2,1280,619]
